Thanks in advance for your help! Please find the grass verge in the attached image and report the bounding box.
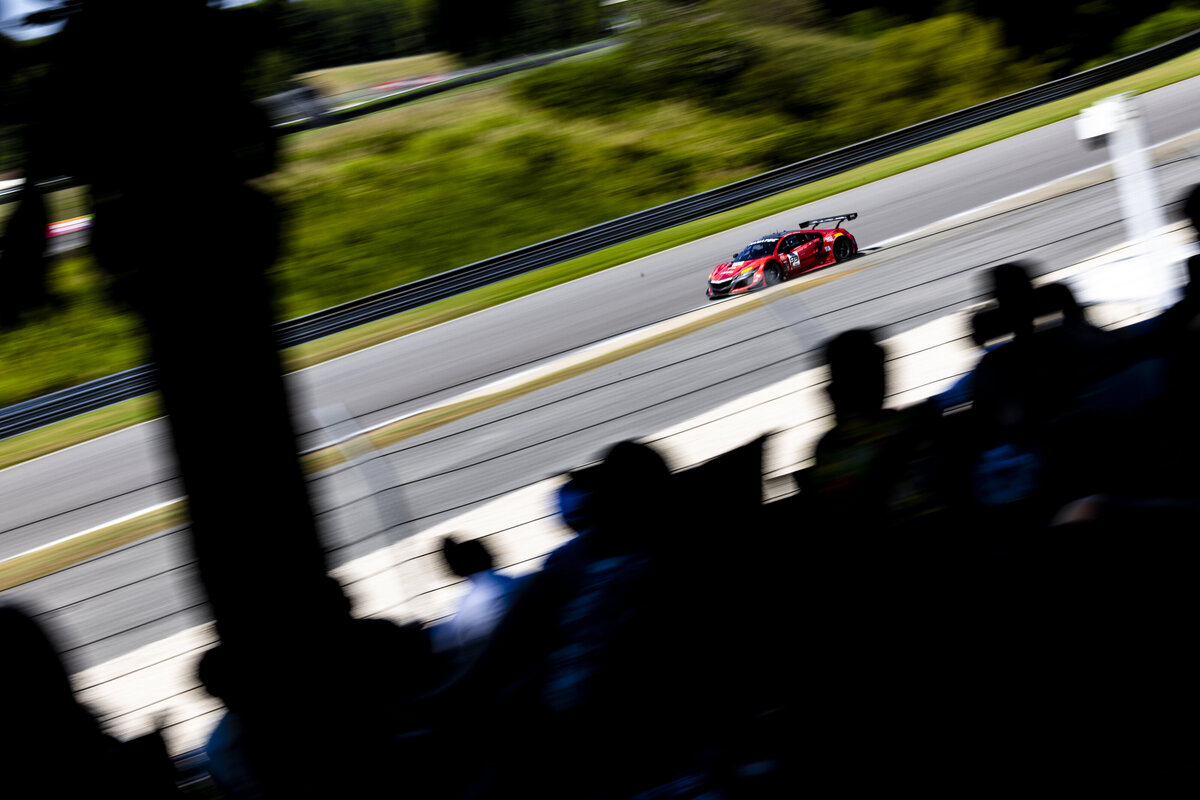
[0,395,161,472]
[301,53,463,98]
[0,501,187,591]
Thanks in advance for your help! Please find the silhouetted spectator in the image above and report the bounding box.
[967,263,1077,528]
[931,307,1009,411]
[1043,281,1117,374]
[673,434,793,790]
[992,261,1037,339]
[197,645,261,800]
[537,467,602,580]
[808,329,923,533]
[1,604,181,798]
[431,535,521,663]
[1037,281,1102,338]
[423,441,718,798]
[1048,253,1200,512]
[1053,245,1200,508]
[1101,187,1200,358]
[558,469,598,535]
[534,440,721,797]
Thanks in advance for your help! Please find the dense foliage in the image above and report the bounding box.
[426,0,603,63]
[277,0,427,73]
[816,0,1194,70]
[512,6,1050,159]
[1111,3,1200,59]
[3,0,1197,111]
[0,36,47,173]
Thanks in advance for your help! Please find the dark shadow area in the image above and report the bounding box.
[4,1,1200,796]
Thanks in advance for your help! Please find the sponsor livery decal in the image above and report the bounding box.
[46,215,93,237]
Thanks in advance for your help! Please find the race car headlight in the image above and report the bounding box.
[732,268,759,287]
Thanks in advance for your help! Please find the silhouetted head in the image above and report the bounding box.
[970,309,993,348]
[1183,185,1200,232]
[590,440,674,554]
[441,536,495,578]
[0,605,96,733]
[197,645,235,706]
[825,329,886,418]
[558,473,597,533]
[1187,254,1200,297]
[1038,282,1085,325]
[991,262,1036,336]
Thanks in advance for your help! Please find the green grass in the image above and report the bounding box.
[0,395,160,472]
[0,253,148,410]
[0,499,187,590]
[1,46,1199,472]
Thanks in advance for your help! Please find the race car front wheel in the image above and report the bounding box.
[764,265,781,287]
[832,236,853,262]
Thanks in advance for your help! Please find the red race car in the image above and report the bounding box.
[706,213,859,299]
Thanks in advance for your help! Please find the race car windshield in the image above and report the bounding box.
[736,240,778,260]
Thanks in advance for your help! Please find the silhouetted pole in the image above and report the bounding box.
[6,3,386,795]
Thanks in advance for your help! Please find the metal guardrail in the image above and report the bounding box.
[2,29,1199,440]
[0,366,159,439]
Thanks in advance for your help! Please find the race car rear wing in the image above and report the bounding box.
[798,212,857,229]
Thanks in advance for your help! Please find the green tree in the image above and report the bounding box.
[622,2,766,102]
[708,0,827,28]
[1111,3,1200,58]
[427,0,602,62]
[954,0,1176,70]
[1,35,53,173]
[510,1,767,114]
[283,0,425,73]
[821,13,1050,139]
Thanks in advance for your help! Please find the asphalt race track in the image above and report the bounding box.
[2,76,1199,720]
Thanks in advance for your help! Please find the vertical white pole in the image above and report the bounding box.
[1074,93,1182,312]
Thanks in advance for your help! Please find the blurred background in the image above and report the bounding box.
[2,0,1199,408]
[3,0,1200,791]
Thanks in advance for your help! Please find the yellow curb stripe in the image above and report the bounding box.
[0,501,189,591]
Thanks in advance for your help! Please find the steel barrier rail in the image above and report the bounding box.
[0,365,158,439]
[1,29,1199,439]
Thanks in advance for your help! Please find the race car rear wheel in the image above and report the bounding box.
[832,236,853,262]
[764,264,781,287]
